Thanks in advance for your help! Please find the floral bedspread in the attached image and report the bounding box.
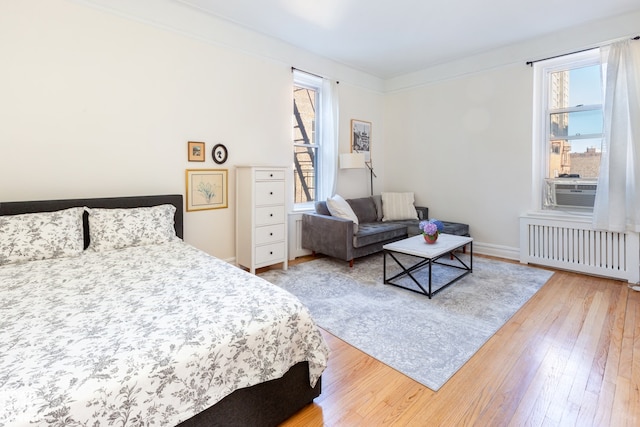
[0,242,329,426]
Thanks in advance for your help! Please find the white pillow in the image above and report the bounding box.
[0,207,85,266]
[87,204,178,252]
[326,194,359,233]
[381,192,419,221]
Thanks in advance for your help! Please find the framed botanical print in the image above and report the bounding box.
[185,169,228,211]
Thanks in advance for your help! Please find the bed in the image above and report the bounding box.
[0,194,329,427]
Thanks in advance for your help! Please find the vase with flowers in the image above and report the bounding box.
[419,219,444,244]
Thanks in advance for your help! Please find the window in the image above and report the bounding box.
[534,50,604,211]
[292,71,321,207]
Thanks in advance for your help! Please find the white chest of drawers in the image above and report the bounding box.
[236,166,288,274]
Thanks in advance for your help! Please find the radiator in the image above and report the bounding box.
[520,215,639,283]
[287,213,312,260]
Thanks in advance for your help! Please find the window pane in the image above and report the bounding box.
[541,52,602,211]
[569,64,602,106]
[293,147,316,203]
[548,138,602,179]
[549,110,603,138]
[293,86,316,146]
[550,64,602,109]
[293,84,318,204]
[547,62,603,181]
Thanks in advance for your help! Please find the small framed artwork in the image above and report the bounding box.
[185,169,228,211]
[350,119,371,161]
[212,143,228,164]
[188,141,205,162]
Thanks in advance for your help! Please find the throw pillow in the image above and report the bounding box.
[326,194,359,233]
[381,192,419,222]
[346,197,378,223]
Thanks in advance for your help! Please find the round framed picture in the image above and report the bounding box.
[212,143,228,164]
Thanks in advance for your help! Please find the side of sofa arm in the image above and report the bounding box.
[415,206,429,220]
[301,212,355,261]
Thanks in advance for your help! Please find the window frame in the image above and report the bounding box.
[532,49,603,214]
[292,70,323,210]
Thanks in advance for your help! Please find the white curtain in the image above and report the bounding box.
[317,78,339,200]
[593,40,640,232]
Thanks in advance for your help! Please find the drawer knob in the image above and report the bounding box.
[270,232,273,236]
[270,173,273,177]
[270,191,273,195]
[270,251,273,255]
[270,213,273,217]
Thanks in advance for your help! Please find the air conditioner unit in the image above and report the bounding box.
[545,179,597,209]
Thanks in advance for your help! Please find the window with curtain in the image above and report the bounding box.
[534,49,604,212]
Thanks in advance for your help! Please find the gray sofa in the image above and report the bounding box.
[301,195,469,266]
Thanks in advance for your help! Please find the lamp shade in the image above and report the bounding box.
[339,152,366,169]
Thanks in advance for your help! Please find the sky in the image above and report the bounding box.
[567,64,603,153]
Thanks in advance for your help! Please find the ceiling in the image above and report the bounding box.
[176,0,640,79]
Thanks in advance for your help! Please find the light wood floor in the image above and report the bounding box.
[273,256,640,426]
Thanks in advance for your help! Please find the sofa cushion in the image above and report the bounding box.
[391,219,423,237]
[353,222,407,248]
[326,194,359,233]
[347,197,378,223]
[393,218,469,237]
[381,192,418,221]
[441,221,470,236]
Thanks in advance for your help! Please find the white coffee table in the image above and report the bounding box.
[383,233,473,298]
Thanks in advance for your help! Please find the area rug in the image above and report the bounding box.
[259,252,553,391]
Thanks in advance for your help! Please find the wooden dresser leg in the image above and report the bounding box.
[349,259,354,268]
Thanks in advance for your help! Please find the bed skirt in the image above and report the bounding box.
[178,361,321,427]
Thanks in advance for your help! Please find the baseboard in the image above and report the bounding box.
[472,242,519,261]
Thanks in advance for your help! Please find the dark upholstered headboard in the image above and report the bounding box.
[0,194,184,248]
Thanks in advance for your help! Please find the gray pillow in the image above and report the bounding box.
[314,201,331,216]
[372,195,383,221]
[347,197,378,223]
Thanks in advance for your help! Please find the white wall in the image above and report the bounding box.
[383,10,639,258]
[335,83,385,199]
[0,0,384,260]
[385,65,533,257]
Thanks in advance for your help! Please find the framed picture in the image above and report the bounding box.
[212,143,228,164]
[188,141,205,162]
[185,169,228,211]
[350,119,371,161]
